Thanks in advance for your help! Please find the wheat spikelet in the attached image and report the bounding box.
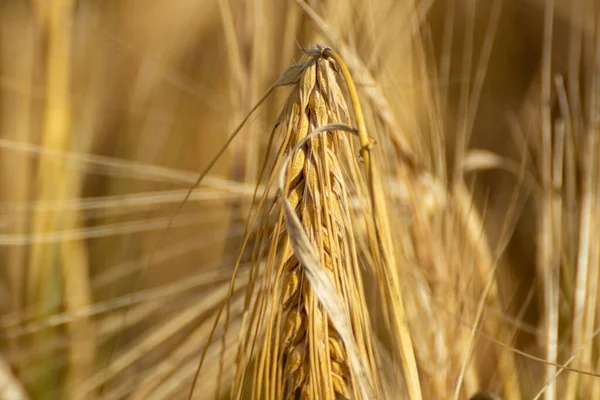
[230,47,379,400]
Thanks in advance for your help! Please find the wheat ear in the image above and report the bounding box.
[231,47,379,400]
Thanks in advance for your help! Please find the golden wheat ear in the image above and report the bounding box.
[221,45,423,400]
[228,48,378,400]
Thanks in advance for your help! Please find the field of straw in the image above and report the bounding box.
[0,0,599,399]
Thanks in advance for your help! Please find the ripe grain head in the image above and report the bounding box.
[231,47,380,400]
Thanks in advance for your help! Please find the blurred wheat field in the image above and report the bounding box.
[0,0,599,399]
